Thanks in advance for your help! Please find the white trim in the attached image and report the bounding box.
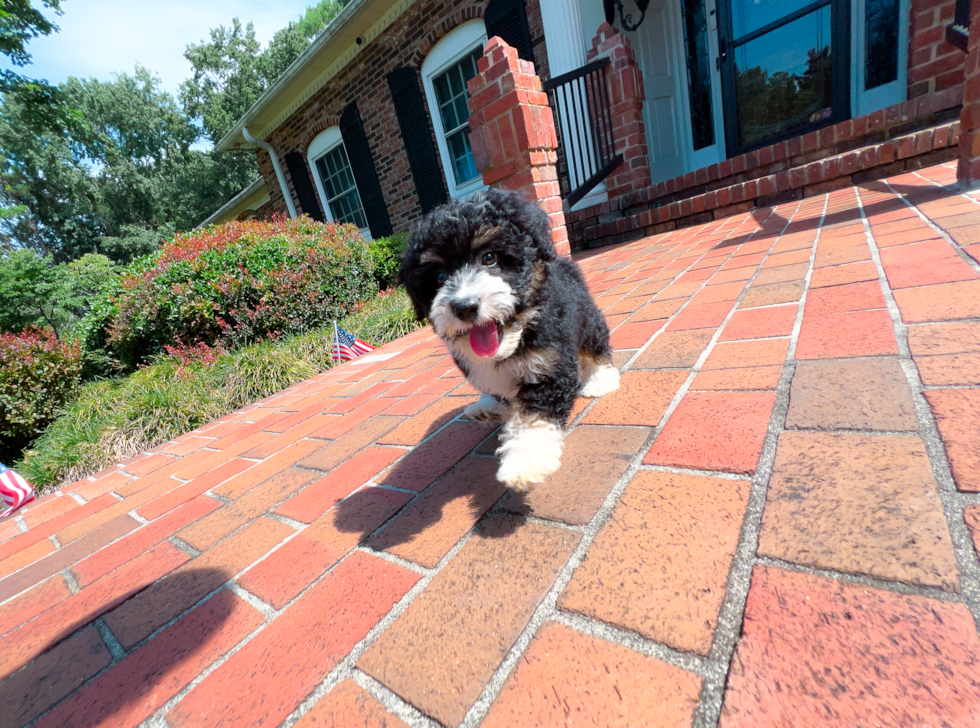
[851,0,910,117]
[421,19,489,200]
[216,0,418,152]
[307,126,372,241]
[197,178,269,228]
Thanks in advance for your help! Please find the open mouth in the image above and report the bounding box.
[469,320,504,358]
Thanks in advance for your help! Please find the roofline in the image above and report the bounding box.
[215,0,375,153]
[197,177,268,228]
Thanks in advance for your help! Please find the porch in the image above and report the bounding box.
[3,163,980,727]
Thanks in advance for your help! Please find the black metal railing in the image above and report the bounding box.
[947,0,971,52]
[542,57,623,208]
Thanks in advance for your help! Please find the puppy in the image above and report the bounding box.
[399,188,620,490]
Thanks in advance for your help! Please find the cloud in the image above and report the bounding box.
[8,0,313,97]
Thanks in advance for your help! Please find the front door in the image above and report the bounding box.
[628,0,687,182]
[627,0,726,183]
[717,0,851,155]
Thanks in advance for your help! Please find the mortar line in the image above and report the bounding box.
[755,555,964,602]
[693,191,829,728]
[854,183,980,631]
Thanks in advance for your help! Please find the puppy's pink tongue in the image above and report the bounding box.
[469,321,499,358]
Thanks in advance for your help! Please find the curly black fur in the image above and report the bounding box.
[399,187,612,427]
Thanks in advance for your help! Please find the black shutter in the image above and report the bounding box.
[387,67,448,214]
[485,0,534,64]
[283,152,325,222]
[339,102,393,238]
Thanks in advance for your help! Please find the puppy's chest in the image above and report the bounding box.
[451,347,555,399]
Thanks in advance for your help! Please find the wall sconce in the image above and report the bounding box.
[603,0,651,31]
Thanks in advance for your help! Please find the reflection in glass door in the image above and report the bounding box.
[717,0,850,154]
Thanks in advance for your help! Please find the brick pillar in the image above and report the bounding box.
[467,37,570,256]
[958,2,980,186]
[585,23,652,199]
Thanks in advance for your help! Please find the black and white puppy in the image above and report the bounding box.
[399,188,620,490]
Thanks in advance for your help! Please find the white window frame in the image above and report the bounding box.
[306,126,372,241]
[421,19,489,200]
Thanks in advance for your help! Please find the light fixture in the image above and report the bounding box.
[603,0,650,31]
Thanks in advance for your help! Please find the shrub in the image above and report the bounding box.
[367,231,408,289]
[343,287,426,346]
[105,216,377,369]
[19,287,425,488]
[0,328,83,463]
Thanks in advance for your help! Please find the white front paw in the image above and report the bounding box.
[495,419,564,491]
[579,363,621,398]
[463,394,506,424]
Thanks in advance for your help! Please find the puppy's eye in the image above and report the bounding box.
[436,270,447,284]
[481,252,497,266]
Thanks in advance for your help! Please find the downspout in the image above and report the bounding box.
[242,126,297,218]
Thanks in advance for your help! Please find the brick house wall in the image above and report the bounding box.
[252,0,968,233]
[253,0,550,235]
[909,0,963,97]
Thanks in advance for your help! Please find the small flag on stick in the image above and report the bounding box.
[332,322,376,362]
[0,464,34,519]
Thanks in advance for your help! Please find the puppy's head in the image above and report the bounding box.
[399,188,555,360]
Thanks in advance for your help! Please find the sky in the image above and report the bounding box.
[11,0,315,97]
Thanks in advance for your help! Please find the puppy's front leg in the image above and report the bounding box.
[494,357,577,491]
[495,408,565,491]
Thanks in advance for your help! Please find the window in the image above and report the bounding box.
[433,48,482,187]
[306,127,369,234]
[422,20,489,199]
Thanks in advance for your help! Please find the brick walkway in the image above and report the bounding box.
[3,163,980,727]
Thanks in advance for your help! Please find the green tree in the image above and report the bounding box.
[180,1,346,144]
[0,249,115,337]
[0,68,255,262]
[0,1,76,131]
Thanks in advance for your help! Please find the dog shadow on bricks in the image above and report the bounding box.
[330,412,524,554]
[5,568,233,727]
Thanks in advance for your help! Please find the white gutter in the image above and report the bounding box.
[243,127,297,218]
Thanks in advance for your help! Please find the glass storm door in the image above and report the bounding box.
[717,0,851,154]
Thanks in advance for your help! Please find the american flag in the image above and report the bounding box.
[0,464,34,519]
[333,324,375,362]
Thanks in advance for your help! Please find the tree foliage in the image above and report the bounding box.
[0,0,76,130]
[180,1,345,144]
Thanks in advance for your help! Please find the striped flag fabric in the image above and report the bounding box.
[333,323,376,362]
[0,464,34,519]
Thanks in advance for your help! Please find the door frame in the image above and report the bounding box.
[715,0,852,156]
[850,0,911,117]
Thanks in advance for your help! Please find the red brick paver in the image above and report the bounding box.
[2,164,980,727]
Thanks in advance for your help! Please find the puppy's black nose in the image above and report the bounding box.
[451,298,480,323]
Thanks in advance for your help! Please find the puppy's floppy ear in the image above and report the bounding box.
[398,233,432,322]
[483,187,556,262]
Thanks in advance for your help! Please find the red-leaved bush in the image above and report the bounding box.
[0,327,83,461]
[103,216,376,369]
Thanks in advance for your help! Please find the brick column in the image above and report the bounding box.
[957,2,980,186]
[585,23,652,199]
[467,37,570,256]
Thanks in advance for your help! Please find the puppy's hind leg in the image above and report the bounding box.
[463,393,507,424]
[495,410,564,491]
[579,354,620,398]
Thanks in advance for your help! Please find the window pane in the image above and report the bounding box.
[865,0,899,89]
[734,6,833,148]
[448,128,479,185]
[682,0,714,150]
[731,0,815,38]
[314,144,368,229]
[432,44,485,186]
